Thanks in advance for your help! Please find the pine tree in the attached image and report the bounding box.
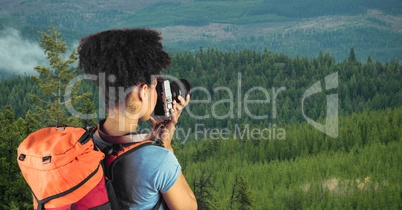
[0,106,31,208]
[29,21,92,126]
[230,174,253,210]
[192,167,218,210]
[24,110,40,134]
[348,47,357,63]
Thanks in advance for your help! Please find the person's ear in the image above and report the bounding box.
[138,84,148,101]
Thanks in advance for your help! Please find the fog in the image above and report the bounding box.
[0,28,46,74]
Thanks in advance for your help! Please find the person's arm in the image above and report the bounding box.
[154,120,197,210]
[162,172,197,210]
[151,94,197,209]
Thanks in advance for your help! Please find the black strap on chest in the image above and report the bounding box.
[96,120,169,210]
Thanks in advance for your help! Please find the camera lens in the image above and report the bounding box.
[170,79,191,102]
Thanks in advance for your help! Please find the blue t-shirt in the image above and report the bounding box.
[94,135,181,210]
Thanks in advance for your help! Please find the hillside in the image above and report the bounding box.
[0,0,402,67]
[1,96,401,209]
[0,10,401,208]
[1,47,401,134]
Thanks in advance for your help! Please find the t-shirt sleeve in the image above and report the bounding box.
[155,151,182,194]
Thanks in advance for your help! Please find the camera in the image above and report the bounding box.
[153,78,191,119]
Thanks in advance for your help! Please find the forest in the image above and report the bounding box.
[0,24,401,209]
[2,45,401,131]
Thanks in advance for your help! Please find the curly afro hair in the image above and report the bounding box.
[77,28,171,106]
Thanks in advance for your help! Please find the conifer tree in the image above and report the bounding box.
[24,110,40,134]
[192,167,218,210]
[348,47,357,63]
[0,106,31,208]
[30,21,92,126]
[230,174,253,210]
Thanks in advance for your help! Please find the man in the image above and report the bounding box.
[78,28,197,210]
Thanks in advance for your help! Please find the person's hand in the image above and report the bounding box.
[150,94,190,152]
[169,94,190,124]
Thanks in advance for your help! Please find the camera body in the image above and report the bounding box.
[153,78,191,119]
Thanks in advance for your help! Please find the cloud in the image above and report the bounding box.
[0,28,46,74]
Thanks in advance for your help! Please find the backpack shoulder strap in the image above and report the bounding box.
[97,119,152,144]
[102,139,164,180]
[96,120,169,209]
[100,140,165,210]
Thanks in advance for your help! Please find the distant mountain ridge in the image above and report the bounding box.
[0,0,401,64]
[0,0,189,16]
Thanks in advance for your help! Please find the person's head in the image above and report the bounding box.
[77,28,171,120]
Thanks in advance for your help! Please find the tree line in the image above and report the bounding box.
[1,98,400,209]
[1,46,401,130]
[0,24,401,209]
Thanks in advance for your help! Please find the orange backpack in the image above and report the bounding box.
[17,126,113,210]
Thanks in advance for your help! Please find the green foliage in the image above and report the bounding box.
[2,47,401,129]
[29,21,94,126]
[270,0,402,16]
[175,106,402,209]
[192,167,220,209]
[0,30,401,207]
[0,70,17,82]
[0,76,401,209]
[119,1,296,28]
[0,106,32,209]
[0,75,42,117]
[118,0,402,27]
[3,0,402,62]
[231,174,253,210]
[163,48,402,133]
[348,47,357,63]
[164,25,402,62]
